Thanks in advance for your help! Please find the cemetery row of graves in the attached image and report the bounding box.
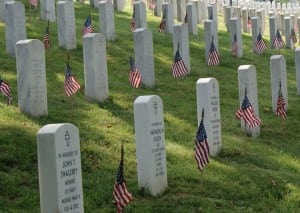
[1,0,300,212]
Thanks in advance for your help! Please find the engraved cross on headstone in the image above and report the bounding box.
[65,131,70,147]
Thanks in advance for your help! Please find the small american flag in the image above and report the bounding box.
[82,14,94,36]
[275,85,287,119]
[207,37,220,66]
[43,21,51,49]
[291,28,297,44]
[113,144,132,213]
[64,64,80,96]
[194,110,209,171]
[0,79,12,105]
[158,9,166,32]
[28,0,38,7]
[172,46,188,78]
[247,13,252,30]
[231,33,238,57]
[255,31,267,54]
[273,30,285,49]
[129,56,142,88]
[130,8,135,32]
[236,95,261,128]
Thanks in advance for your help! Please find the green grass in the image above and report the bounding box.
[1,2,300,212]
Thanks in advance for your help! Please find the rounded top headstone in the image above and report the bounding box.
[37,123,76,134]
[270,54,284,60]
[196,77,216,84]
[134,95,161,104]
[238,64,255,71]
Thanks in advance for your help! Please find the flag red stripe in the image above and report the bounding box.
[82,26,94,35]
[172,59,188,78]
[195,139,209,171]
[0,83,11,98]
[275,97,287,119]
[64,76,80,96]
[129,69,142,88]
[208,50,220,66]
[255,40,267,54]
[236,106,261,128]
[113,182,132,212]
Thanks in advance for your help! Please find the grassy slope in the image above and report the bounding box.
[1,2,300,212]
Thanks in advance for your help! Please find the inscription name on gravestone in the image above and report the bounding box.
[196,78,222,156]
[238,65,260,138]
[37,123,84,213]
[270,55,288,111]
[83,33,109,102]
[57,1,76,50]
[16,39,48,117]
[5,1,27,57]
[134,95,168,196]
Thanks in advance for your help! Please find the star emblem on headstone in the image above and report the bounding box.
[154,100,158,114]
[65,131,70,147]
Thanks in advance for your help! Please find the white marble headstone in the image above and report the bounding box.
[241,8,249,33]
[204,20,218,63]
[192,0,203,24]
[154,0,162,17]
[134,1,147,29]
[284,17,292,48]
[208,4,218,31]
[173,23,190,71]
[170,0,177,19]
[4,1,27,57]
[99,0,115,41]
[294,48,300,95]
[16,39,48,117]
[113,0,125,11]
[297,17,300,42]
[238,65,260,138]
[186,2,198,35]
[0,0,6,22]
[40,0,56,22]
[270,55,288,112]
[251,17,259,52]
[176,0,186,22]
[230,17,243,58]
[256,9,265,35]
[37,123,84,213]
[269,16,277,49]
[225,6,232,32]
[56,1,76,50]
[83,33,109,102]
[134,28,155,88]
[89,0,99,8]
[134,95,168,196]
[279,13,285,32]
[162,2,174,34]
[196,78,222,156]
